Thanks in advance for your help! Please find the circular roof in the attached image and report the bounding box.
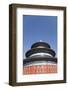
[31,42,50,49]
[26,48,56,58]
[23,57,57,66]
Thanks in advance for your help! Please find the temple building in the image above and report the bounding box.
[23,41,57,75]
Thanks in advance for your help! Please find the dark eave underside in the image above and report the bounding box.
[23,57,57,65]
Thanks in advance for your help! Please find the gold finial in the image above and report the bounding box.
[40,40,42,42]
